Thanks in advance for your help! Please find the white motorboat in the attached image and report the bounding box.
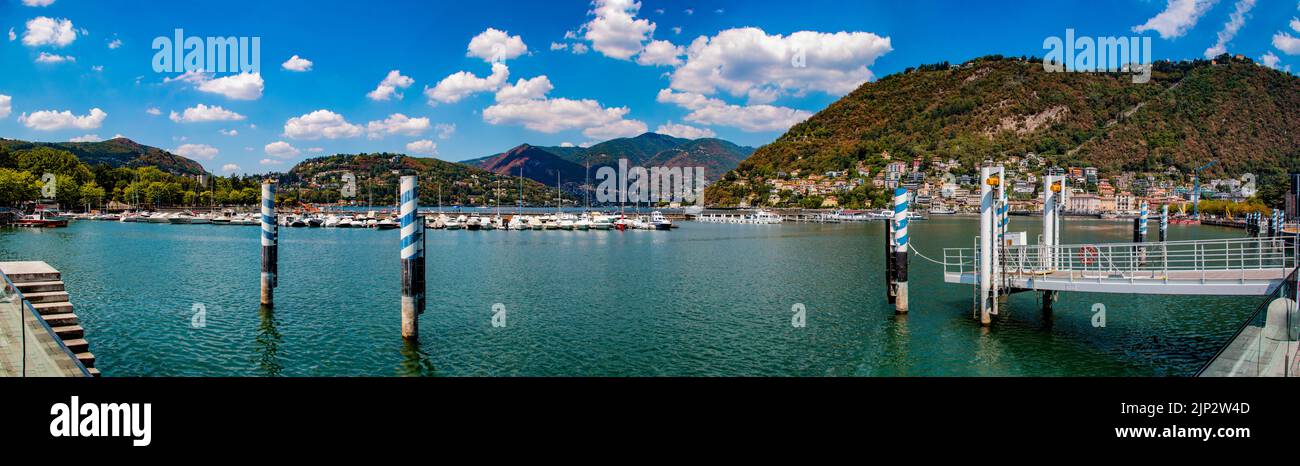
[507,216,525,230]
[649,211,672,230]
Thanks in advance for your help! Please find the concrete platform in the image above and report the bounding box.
[945,268,1291,296]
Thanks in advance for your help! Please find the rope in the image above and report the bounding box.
[908,243,971,267]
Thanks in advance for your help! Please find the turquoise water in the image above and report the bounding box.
[0,217,1253,376]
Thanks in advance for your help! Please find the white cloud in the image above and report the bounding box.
[281,54,313,72]
[22,16,77,47]
[1293,17,1300,33]
[0,95,10,119]
[162,70,210,85]
[22,0,57,6]
[467,28,528,63]
[34,52,74,63]
[1133,0,1219,39]
[671,26,682,35]
[572,43,589,54]
[406,140,438,155]
[550,42,568,51]
[435,123,456,139]
[1204,0,1256,58]
[583,119,647,140]
[366,70,414,101]
[174,143,219,160]
[169,104,246,123]
[283,110,363,140]
[307,147,324,153]
[259,159,282,166]
[108,38,122,49]
[656,121,715,139]
[657,88,812,132]
[484,96,634,133]
[264,141,301,158]
[495,76,554,103]
[559,142,576,147]
[1261,51,1281,69]
[670,28,892,102]
[220,128,238,136]
[1276,31,1300,55]
[366,113,431,139]
[582,0,656,60]
[636,39,684,66]
[145,107,161,116]
[684,8,694,15]
[220,163,240,173]
[91,65,103,72]
[197,72,264,100]
[19,108,107,131]
[425,62,509,105]
[68,134,100,142]
[8,28,16,41]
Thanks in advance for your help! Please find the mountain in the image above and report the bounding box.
[466,144,588,188]
[285,153,573,206]
[707,54,1300,206]
[0,137,206,175]
[463,132,755,185]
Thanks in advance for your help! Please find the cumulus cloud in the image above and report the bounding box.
[636,39,684,66]
[108,38,122,49]
[366,70,414,101]
[550,42,568,51]
[35,52,74,63]
[655,121,715,139]
[435,123,456,139]
[23,0,57,6]
[174,143,219,160]
[22,16,77,47]
[8,28,14,41]
[283,110,363,140]
[1133,0,1219,39]
[484,96,639,134]
[582,0,656,60]
[220,128,238,136]
[281,54,313,71]
[366,113,431,139]
[259,159,282,166]
[169,104,246,123]
[583,119,647,140]
[425,62,510,105]
[467,28,528,62]
[1260,51,1282,68]
[670,28,892,101]
[68,134,100,143]
[19,108,107,131]
[0,95,11,119]
[264,141,301,158]
[1275,16,1300,55]
[495,76,554,103]
[657,88,811,132]
[197,72,264,100]
[406,140,438,155]
[145,107,161,116]
[1204,0,1256,58]
[221,163,240,173]
[572,43,589,54]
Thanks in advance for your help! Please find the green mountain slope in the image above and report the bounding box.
[0,137,205,175]
[285,153,572,206]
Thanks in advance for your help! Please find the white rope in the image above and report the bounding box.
[908,243,971,267]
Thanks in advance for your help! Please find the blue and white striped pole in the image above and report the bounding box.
[399,175,422,339]
[1160,204,1169,242]
[260,181,278,306]
[893,187,909,314]
[1139,202,1149,240]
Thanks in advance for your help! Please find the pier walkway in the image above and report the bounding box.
[942,236,1296,296]
[1,261,94,377]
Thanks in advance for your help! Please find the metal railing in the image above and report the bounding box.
[944,236,1296,281]
[1197,267,1299,377]
[1,270,91,377]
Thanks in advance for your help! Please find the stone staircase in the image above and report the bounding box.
[2,262,99,377]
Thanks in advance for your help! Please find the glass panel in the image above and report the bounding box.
[1,271,89,377]
[1198,268,1300,377]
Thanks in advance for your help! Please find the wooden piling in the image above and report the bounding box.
[260,181,277,306]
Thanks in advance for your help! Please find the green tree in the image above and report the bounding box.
[0,168,40,206]
[15,147,94,184]
[80,181,106,210]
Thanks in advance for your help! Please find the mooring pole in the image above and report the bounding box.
[399,175,422,340]
[885,218,896,304]
[1137,202,1148,263]
[1042,173,1058,271]
[260,181,278,306]
[1159,204,1169,242]
[893,187,909,314]
[978,166,995,326]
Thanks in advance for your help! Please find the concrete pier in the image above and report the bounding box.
[1,261,96,377]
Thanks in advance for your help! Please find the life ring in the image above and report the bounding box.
[1079,245,1100,266]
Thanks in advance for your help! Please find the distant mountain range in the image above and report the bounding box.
[0,137,205,175]
[462,132,755,186]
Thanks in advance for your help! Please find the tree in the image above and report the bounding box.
[15,147,94,184]
[0,168,40,206]
[80,181,106,210]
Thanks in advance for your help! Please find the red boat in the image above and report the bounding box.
[13,205,69,228]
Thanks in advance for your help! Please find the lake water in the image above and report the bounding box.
[0,216,1253,376]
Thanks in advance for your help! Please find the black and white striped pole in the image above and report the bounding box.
[260,181,278,306]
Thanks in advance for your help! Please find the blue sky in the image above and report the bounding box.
[1,0,1297,175]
